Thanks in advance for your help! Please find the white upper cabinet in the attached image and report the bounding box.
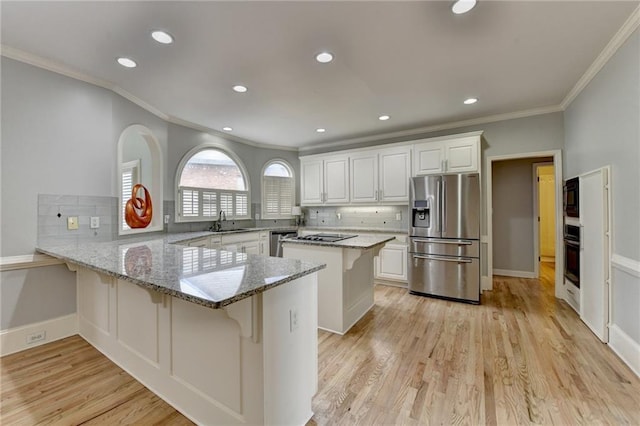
[324,157,350,204]
[413,134,480,175]
[379,147,411,202]
[300,159,323,204]
[350,152,379,203]
[350,146,410,204]
[300,156,349,205]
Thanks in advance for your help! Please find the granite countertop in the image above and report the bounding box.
[281,234,395,249]
[167,227,298,245]
[37,234,324,310]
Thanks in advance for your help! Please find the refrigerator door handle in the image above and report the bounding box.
[441,180,447,233]
[412,254,472,263]
[435,182,441,232]
[412,238,472,245]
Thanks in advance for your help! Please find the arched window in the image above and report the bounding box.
[262,160,295,219]
[176,148,250,221]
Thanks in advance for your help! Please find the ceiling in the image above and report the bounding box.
[1,1,638,150]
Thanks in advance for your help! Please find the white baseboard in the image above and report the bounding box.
[0,314,78,357]
[493,269,536,279]
[608,324,640,378]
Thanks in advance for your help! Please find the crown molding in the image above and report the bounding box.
[0,45,297,152]
[561,4,640,110]
[299,104,562,153]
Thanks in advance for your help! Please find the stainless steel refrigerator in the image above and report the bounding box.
[408,174,480,303]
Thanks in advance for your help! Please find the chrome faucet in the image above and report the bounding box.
[209,210,227,232]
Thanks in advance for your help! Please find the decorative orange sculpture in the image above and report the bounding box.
[125,184,153,228]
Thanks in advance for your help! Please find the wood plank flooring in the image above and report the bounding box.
[310,263,640,425]
[2,264,639,425]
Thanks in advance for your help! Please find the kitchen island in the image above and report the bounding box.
[282,234,394,335]
[37,234,325,426]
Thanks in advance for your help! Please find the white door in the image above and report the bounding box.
[324,157,350,204]
[379,147,411,202]
[413,141,444,175]
[300,159,323,205]
[580,168,609,342]
[350,152,379,203]
[444,137,478,173]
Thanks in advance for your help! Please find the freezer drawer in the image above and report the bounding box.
[409,237,479,258]
[408,254,480,303]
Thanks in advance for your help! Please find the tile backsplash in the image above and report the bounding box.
[37,195,297,247]
[38,194,118,247]
[303,205,409,231]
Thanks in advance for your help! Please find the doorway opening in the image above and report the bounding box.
[534,162,556,287]
[486,150,564,300]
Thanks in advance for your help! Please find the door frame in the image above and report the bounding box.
[486,150,564,300]
[533,162,555,279]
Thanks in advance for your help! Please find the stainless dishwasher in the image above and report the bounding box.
[269,230,298,257]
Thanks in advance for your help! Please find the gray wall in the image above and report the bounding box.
[0,57,298,331]
[564,29,639,343]
[492,157,552,273]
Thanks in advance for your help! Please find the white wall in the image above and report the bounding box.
[564,29,640,346]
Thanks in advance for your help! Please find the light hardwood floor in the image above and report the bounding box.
[2,265,639,425]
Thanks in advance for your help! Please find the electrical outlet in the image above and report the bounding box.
[337,213,342,220]
[395,212,402,221]
[26,330,46,344]
[289,309,299,332]
[90,216,100,229]
[164,214,170,224]
[255,213,260,220]
[67,216,79,230]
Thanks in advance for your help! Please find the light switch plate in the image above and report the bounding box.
[67,216,79,230]
[90,217,100,229]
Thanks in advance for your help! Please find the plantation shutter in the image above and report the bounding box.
[263,175,294,218]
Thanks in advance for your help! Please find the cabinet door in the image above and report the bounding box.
[324,157,349,204]
[379,147,411,202]
[300,159,323,205]
[350,152,379,203]
[413,142,445,175]
[376,244,408,281]
[444,137,478,173]
[243,241,260,255]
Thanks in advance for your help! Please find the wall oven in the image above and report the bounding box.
[564,177,579,218]
[564,224,580,287]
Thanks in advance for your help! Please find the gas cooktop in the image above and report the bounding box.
[294,233,357,242]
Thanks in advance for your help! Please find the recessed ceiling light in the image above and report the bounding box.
[378,115,390,121]
[316,128,326,133]
[233,85,248,93]
[151,30,174,44]
[464,97,478,105]
[315,52,333,63]
[452,0,477,15]
[117,57,137,68]
[222,127,233,132]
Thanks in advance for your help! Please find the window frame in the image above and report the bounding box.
[261,159,296,220]
[175,145,251,223]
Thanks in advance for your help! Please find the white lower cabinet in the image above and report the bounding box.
[375,241,408,283]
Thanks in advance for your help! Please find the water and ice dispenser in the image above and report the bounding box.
[412,199,431,229]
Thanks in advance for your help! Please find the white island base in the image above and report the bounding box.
[74,267,318,425]
[283,245,377,335]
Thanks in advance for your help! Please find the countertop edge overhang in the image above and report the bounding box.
[281,235,395,249]
[36,237,325,310]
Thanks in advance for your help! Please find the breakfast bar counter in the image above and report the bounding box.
[37,235,325,426]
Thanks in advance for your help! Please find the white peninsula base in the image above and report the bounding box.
[283,245,377,335]
[74,267,318,425]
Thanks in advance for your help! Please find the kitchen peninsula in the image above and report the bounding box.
[282,233,394,334]
[37,234,325,426]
